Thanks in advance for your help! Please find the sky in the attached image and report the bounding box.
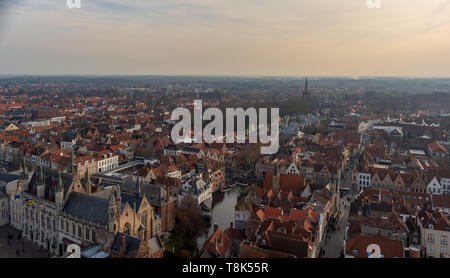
[0,0,450,76]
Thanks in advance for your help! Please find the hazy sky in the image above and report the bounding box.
[1,0,450,76]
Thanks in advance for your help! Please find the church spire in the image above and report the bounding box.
[303,78,310,98]
[39,159,44,184]
[22,157,29,179]
[85,167,92,195]
[56,170,63,192]
[70,148,75,174]
[135,178,141,197]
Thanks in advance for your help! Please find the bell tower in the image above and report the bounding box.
[303,78,310,98]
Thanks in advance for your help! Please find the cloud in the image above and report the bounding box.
[0,0,450,76]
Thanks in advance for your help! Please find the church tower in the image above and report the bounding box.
[70,149,75,174]
[272,164,280,194]
[55,170,64,209]
[85,168,92,195]
[303,78,310,98]
[36,158,45,198]
[21,157,31,192]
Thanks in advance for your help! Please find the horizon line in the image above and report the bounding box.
[1,74,450,79]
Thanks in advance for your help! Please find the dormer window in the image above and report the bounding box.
[429,224,434,229]
[352,250,358,255]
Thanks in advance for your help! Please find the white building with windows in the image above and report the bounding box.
[417,210,450,258]
[0,190,8,226]
[96,152,119,173]
[439,175,450,196]
[358,171,371,191]
[179,177,212,206]
[427,177,443,195]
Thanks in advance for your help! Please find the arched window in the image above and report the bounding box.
[123,223,131,235]
[78,226,82,237]
[142,212,147,227]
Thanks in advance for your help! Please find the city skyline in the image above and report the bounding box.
[1,0,450,76]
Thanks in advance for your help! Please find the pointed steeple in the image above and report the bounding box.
[303,78,310,98]
[85,168,92,195]
[85,167,91,183]
[56,170,63,192]
[22,157,29,179]
[109,191,116,207]
[135,178,141,197]
[39,163,44,184]
[70,149,75,174]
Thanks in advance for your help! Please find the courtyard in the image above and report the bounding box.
[0,225,48,258]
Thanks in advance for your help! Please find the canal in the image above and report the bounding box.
[196,185,246,250]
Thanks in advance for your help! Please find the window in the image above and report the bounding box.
[428,246,434,254]
[91,230,96,242]
[441,247,447,255]
[428,234,435,243]
[85,227,89,240]
[441,236,447,245]
[142,213,147,227]
[78,226,82,237]
[123,223,131,235]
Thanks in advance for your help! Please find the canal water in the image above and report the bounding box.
[196,186,246,250]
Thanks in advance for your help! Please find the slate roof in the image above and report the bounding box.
[63,192,110,226]
[141,184,165,207]
[120,192,143,212]
[0,173,21,183]
[110,232,141,256]
[120,181,166,207]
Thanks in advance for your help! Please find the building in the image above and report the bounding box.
[345,234,405,258]
[417,210,450,258]
[427,142,449,159]
[427,177,443,195]
[96,151,119,173]
[0,188,8,226]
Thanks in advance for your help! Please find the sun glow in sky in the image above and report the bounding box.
[1,0,450,76]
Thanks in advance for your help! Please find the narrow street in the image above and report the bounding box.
[320,197,351,258]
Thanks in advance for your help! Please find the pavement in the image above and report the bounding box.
[320,197,351,258]
[0,225,48,258]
